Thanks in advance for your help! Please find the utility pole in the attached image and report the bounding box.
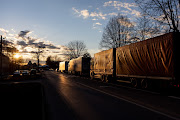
[0,35,2,80]
[36,46,44,72]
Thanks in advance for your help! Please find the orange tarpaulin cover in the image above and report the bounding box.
[93,48,114,74]
[116,33,174,77]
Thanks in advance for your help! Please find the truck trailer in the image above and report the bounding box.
[68,57,91,76]
[59,61,69,73]
[90,32,180,88]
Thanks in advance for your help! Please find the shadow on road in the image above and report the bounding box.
[0,82,44,120]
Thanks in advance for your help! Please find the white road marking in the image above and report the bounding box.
[76,82,179,120]
[107,83,160,95]
[78,76,161,95]
[57,72,160,95]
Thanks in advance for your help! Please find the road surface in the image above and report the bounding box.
[42,71,180,120]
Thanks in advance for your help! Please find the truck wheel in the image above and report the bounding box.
[141,79,148,89]
[105,75,109,83]
[131,78,138,88]
[101,75,105,82]
[90,71,94,80]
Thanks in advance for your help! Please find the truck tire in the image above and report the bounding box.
[131,78,138,88]
[90,71,94,80]
[141,79,148,89]
[105,75,109,83]
[101,75,105,82]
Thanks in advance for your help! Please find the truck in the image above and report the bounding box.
[90,48,116,81]
[90,32,180,88]
[59,61,69,73]
[68,57,91,76]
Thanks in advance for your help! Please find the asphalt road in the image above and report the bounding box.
[0,81,44,120]
[42,71,180,120]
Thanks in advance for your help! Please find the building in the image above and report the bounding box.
[0,53,10,76]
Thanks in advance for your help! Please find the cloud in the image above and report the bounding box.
[92,22,102,31]
[103,1,140,17]
[16,30,61,50]
[16,41,28,48]
[103,1,113,6]
[72,7,107,20]
[131,10,141,17]
[97,12,107,20]
[18,30,31,38]
[104,1,137,10]
[121,10,129,14]
[80,10,89,19]
[45,44,60,49]
[108,12,118,16]
[72,0,141,33]
[92,18,98,21]
[90,12,107,20]
[0,28,64,63]
[118,18,134,27]
[95,22,102,25]
[72,7,89,19]
[28,37,37,44]
[30,41,60,50]
[72,1,141,32]
[0,28,9,35]
[72,7,79,14]
[90,12,99,17]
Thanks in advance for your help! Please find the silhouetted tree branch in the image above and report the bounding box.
[135,0,180,32]
[100,14,135,49]
[63,40,87,60]
[135,15,167,41]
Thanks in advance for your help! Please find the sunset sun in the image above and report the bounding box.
[14,54,20,59]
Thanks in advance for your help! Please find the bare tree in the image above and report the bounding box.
[100,14,135,49]
[135,15,167,41]
[135,0,180,32]
[64,40,87,60]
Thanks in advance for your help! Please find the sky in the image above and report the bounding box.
[0,0,141,63]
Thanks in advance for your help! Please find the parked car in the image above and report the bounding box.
[22,70,30,76]
[13,70,21,77]
[39,69,44,72]
[30,69,37,75]
[49,68,54,71]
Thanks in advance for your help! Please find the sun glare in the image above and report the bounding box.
[14,54,20,59]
